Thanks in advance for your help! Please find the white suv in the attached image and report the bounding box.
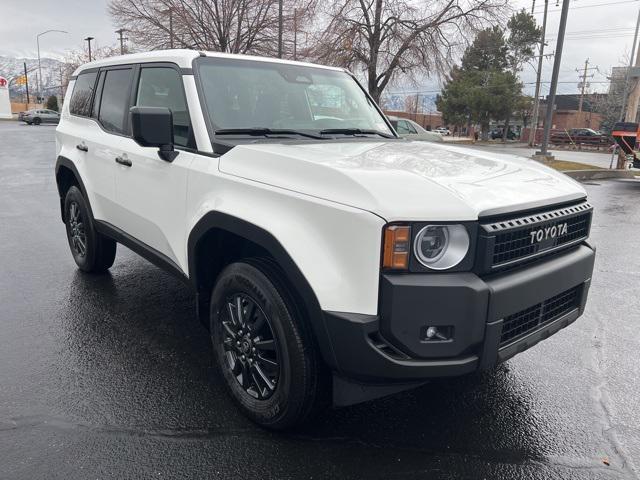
[55,50,595,429]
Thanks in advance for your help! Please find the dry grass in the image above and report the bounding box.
[543,160,605,172]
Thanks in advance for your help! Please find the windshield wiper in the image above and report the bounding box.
[319,128,394,138]
[214,128,325,140]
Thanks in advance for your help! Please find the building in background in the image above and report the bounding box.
[536,94,604,131]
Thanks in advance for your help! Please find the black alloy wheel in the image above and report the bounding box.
[220,293,280,400]
[210,261,328,429]
[63,186,116,273]
[67,200,87,258]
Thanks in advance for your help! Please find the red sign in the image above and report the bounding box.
[0,77,7,88]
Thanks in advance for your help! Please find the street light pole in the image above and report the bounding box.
[84,37,95,62]
[37,29,68,104]
[537,0,570,159]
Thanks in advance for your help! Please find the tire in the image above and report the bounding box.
[33,117,41,125]
[64,186,116,273]
[210,260,327,429]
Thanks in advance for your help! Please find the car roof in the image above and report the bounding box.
[73,49,346,77]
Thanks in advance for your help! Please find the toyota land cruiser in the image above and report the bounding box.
[55,50,595,429]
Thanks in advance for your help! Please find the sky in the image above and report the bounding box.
[0,0,637,97]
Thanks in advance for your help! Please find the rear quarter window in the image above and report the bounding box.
[69,72,98,117]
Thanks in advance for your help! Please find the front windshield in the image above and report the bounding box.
[195,57,393,137]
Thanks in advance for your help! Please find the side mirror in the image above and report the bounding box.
[130,106,178,162]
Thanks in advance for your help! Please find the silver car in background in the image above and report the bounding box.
[19,109,60,125]
[388,116,444,142]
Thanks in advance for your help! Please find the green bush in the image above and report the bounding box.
[45,96,59,112]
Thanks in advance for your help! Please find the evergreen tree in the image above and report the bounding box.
[46,96,59,112]
[437,12,540,141]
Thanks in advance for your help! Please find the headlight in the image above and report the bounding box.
[414,225,469,270]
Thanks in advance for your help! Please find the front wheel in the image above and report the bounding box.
[64,186,116,272]
[210,260,327,429]
[33,117,41,125]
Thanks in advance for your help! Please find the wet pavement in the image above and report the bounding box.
[1,121,639,479]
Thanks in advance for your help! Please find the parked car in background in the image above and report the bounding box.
[388,116,443,142]
[490,128,517,140]
[434,127,451,136]
[550,128,610,146]
[19,109,60,125]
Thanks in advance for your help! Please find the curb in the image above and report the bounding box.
[562,169,637,181]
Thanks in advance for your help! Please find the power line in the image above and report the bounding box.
[533,0,639,14]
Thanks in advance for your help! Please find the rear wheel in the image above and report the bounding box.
[210,260,327,429]
[64,186,116,272]
[33,117,41,125]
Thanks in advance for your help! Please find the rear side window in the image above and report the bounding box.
[98,68,133,134]
[69,72,98,116]
[396,120,416,134]
[135,67,194,148]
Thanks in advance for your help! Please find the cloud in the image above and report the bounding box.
[0,0,116,59]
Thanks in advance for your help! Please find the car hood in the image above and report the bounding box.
[218,140,586,221]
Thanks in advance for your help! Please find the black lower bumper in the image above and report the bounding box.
[324,244,595,389]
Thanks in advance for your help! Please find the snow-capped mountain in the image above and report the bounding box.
[0,56,65,98]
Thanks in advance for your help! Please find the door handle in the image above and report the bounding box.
[76,144,88,152]
[115,156,132,167]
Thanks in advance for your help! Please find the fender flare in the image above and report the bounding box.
[187,211,339,370]
[55,156,94,222]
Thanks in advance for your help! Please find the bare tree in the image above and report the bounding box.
[61,45,122,97]
[109,0,316,56]
[313,0,507,103]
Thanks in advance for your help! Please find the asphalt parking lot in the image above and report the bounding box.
[1,120,639,480]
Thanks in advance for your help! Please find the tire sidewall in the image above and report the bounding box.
[210,263,305,428]
[64,186,98,271]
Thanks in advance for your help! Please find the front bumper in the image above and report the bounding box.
[324,244,595,386]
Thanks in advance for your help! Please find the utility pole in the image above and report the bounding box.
[625,34,640,122]
[278,0,283,58]
[529,0,549,147]
[619,8,640,121]
[576,58,596,112]
[293,8,298,61]
[84,36,94,62]
[59,66,63,101]
[115,28,127,55]
[23,62,30,105]
[531,0,536,13]
[169,8,174,48]
[536,0,570,159]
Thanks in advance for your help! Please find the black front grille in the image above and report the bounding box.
[480,202,592,271]
[500,285,582,345]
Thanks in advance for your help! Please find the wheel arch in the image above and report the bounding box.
[187,211,339,370]
[55,156,93,223]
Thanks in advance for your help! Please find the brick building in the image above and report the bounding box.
[536,94,604,131]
